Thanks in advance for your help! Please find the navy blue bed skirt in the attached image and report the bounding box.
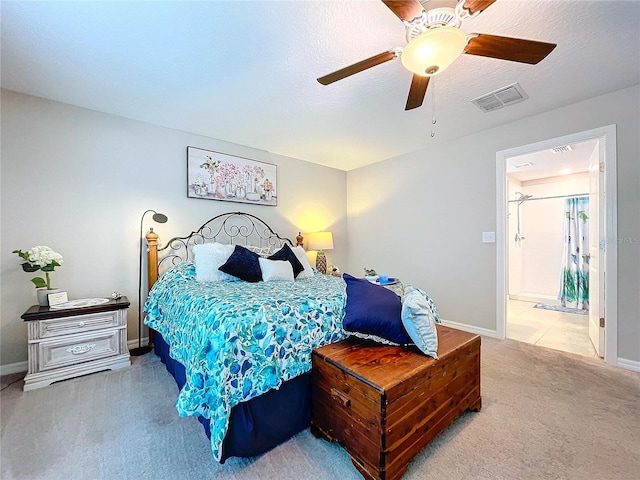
[153,333,312,463]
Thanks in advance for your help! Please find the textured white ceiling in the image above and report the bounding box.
[2,1,639,171]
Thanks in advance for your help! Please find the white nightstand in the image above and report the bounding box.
[21,297,131,391]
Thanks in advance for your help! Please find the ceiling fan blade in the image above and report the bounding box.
[460,0,497,16]
[381,0,424,22]
[317,51,396,85]
[465,34,557,64]
[405,74,430,110]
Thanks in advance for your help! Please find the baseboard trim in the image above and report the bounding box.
[127,337,149,351]
[0,361,28,376]
[2,338,149,376]
[617,357,640,373]
[509,293,560,306]
[439,319,499,338]
[10,335,635,373]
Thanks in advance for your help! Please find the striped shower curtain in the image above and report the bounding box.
[558,197,589,310]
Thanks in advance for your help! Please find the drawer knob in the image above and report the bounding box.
[78,322,85,327]
[331,388,351,408]
[66,344,96,355]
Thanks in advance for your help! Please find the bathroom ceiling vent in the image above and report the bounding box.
[471,82,529,113]
[550,144,573,154]
[514,161,534,169]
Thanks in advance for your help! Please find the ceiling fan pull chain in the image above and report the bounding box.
[431,78,437,137]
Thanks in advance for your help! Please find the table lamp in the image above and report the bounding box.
[308,231,333,274]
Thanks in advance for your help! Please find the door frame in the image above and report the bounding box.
[495,125,618,365]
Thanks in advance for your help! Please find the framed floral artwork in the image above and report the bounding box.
[187,146,277,206]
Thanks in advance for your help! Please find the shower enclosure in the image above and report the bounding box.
[507,177,590,306]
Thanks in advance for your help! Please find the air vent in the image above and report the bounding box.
[550,145,573,154]
[471,82,529,113]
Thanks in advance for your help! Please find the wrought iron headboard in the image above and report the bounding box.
[154,211,294,274]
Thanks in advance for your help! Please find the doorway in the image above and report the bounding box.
[505,139,596,358]
[496,126,618,365]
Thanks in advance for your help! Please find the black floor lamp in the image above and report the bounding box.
[130,209,168,357]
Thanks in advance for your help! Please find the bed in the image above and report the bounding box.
[143,212,348,462]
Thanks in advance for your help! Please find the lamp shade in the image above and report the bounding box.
[308,231,334,251]
[151,212,168,224]
[401,27,468,76]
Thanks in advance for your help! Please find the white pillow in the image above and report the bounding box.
[291,246,314,279]
[258,257,294,282]
[192,243,237,282]
[401,286,439,359]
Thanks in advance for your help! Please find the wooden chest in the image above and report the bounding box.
[311,325,481,480]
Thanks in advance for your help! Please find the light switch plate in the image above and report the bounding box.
[482,232,496,243]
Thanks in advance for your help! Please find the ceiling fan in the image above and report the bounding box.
[317,0,557,110]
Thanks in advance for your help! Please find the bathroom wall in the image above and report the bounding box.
[508,173,590,304]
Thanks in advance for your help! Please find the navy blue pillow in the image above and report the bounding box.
[268,244,304,278]
[219,245,262,282]
[342,273,411,345]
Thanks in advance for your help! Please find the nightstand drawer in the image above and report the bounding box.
[38,311,119,339]
[38,329,121,371]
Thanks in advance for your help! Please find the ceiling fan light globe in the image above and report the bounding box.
[401,26,468,76]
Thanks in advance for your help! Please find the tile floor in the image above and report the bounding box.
[506,299,599,358]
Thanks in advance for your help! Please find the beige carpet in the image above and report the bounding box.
[1,337,639,480]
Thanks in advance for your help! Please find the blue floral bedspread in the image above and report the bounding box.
[144,262,347,460]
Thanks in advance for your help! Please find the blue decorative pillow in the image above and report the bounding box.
[401,286,439,359]
[218,245,262,282]
[268,243,304,278]
[342,273,411,345]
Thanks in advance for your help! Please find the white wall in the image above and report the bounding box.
[3,86,638,368]
[347,85,640,363]
[0,89,347,368]
[508,174,590,302]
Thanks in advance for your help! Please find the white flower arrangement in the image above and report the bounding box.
[13,246,63,289]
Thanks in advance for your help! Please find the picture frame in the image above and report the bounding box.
[187,146,277,206]
[47,291,68,307]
